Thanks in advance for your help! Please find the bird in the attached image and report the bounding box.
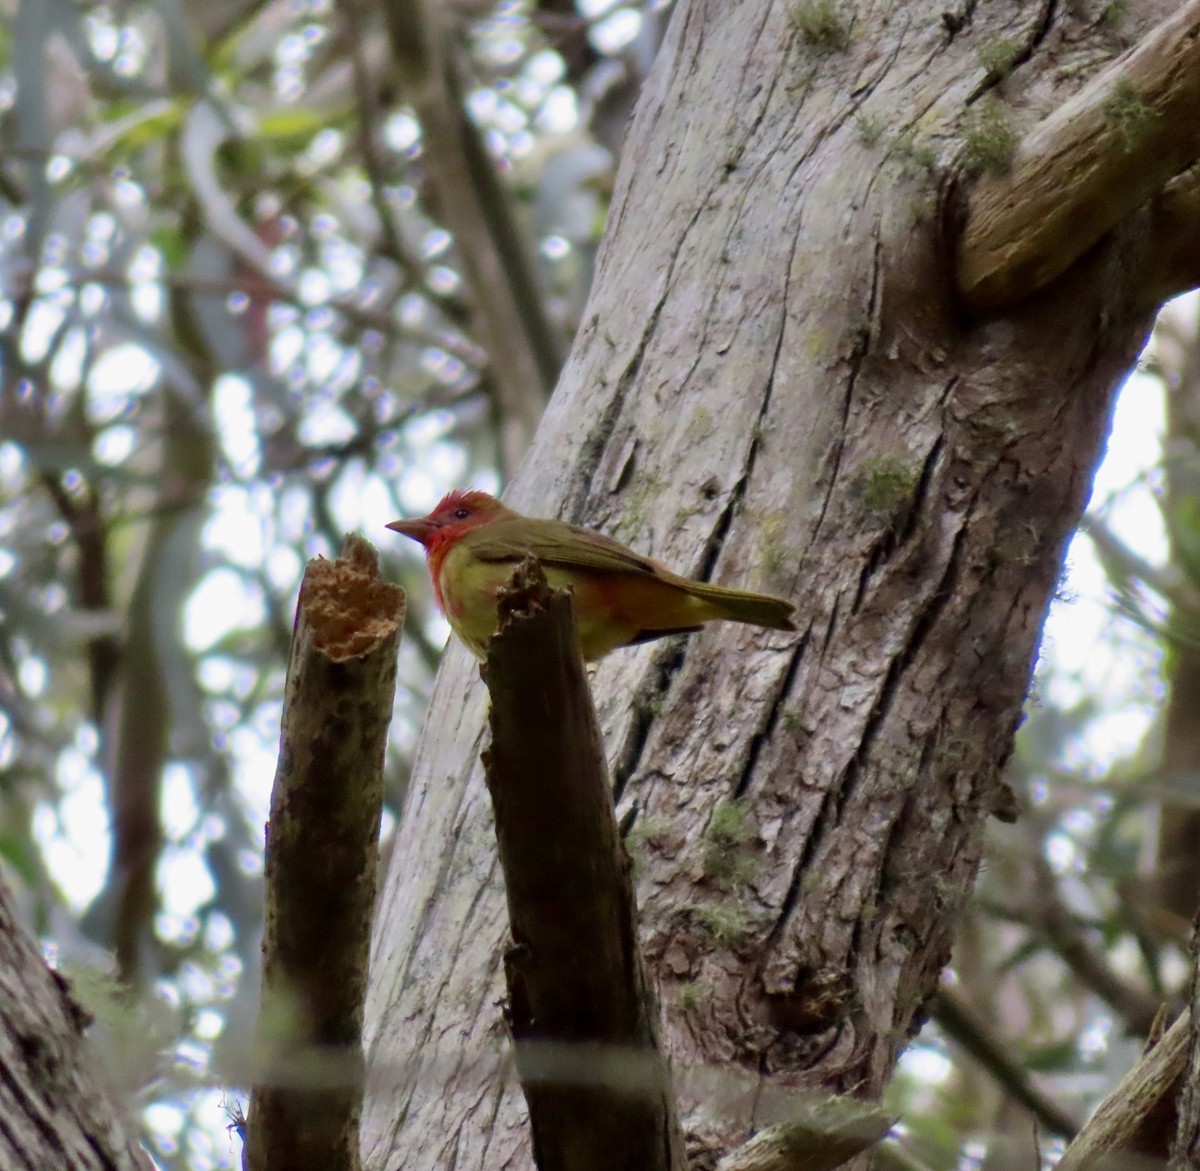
[387,489,795,661]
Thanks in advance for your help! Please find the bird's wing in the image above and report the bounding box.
[465,517,666,578]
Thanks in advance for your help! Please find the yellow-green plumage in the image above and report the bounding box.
[388,491,795,661]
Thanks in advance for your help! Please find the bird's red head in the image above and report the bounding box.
[386,489,506,550]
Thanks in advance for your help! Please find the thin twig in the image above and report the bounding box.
[933,988,1080,1141]
[345,12,424,287]
[2,266,488,370]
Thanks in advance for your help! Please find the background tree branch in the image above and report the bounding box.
[1056,1010,1188,1171]
[1172,927,1200,1167]
[375,0,562,471]
[933,987,1079,1140]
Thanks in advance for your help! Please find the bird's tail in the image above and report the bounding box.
[684,581,795,631]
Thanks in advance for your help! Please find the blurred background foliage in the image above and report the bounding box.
[0,0,1195,1168]
[0,0,659,1163]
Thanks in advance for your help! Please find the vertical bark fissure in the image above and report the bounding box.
[575,196,711,518]
[759,777,846,954]
[897,433,948,548]
[828,496,975,833]
[811,291,876,551]
[964,0,1059,105]
[733,633,809,801]
[697,292,791,585]
[611,640,690,802]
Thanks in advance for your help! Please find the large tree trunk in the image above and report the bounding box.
[0,878,151,1170]
[362,2,1186,1166]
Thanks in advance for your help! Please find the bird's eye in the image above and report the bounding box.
[454,507,470,520]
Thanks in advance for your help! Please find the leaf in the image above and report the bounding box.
[1025,1035,1083,1073]
[258,107,334,141]
[88,98,183,163]
[0,829,43,890]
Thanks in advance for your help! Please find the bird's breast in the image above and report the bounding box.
[436,543,515,655]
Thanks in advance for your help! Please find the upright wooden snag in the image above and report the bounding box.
[247,535,404,1171]
[482,558,687,1171]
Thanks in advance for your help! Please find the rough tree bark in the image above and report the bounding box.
[0,878,151,1169]
[248,537,403,1171]
[362,1,1199,1167]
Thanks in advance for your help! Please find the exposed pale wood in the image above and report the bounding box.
[1172,931,1200,1167]
[247,535,403,1171]
[715,1097,892,1171]
[958,0,1200,308]
[482,557,686,1171]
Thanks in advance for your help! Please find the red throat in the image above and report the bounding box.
[423,497,500,610]
[425,530,458,612]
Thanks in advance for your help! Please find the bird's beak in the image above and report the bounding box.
[386,517,435,545]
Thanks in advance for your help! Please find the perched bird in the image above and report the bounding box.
[387,489,795,661]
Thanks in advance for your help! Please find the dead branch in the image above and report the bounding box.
[246,535,404,1171]
[482,557,686,1171]
[715,1096,893,1171]
[1056,1010,1188,1171]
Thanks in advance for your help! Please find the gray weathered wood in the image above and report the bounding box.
[1056,1011,1188,1171]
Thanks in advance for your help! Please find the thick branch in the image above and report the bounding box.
[957,0,1200,309]
[247,536,404,1171]
[1056,1011,1188,1171]
[482,558,686,1171]
[0,878,151,1170]
[1145,170,1200,308]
